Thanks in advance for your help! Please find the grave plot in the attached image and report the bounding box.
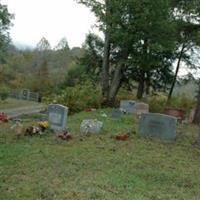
[139,113,177,141]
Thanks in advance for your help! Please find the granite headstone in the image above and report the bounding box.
[120,100,136,113]
[139,113,177,141]
[135,102,149,116]
[48,104,68,131]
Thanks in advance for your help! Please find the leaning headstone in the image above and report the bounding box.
[120,100,136,113]
[139,113,177,141]
[80,119,103,134]
[135,102,149,117]
[48,104,68,131]
[111,109,123,120]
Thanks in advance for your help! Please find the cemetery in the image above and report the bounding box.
[1,98,200,199]
[1,0,200,199]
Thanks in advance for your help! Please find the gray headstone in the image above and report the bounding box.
[139,113,177,141]
[111,109,122,120]
[135,102,149,116]
[80,119,103,134]
[48,104,68,131]
[120,100,136,113]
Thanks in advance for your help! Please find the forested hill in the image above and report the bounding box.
[0,38,84,93]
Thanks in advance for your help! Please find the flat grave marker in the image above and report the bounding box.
[111,109,123,120]
[80,119,103,134]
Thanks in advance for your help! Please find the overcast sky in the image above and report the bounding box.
[2,0,97,48]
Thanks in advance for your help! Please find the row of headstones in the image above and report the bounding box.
[10,89,39,102]
[120,100,176,141]
[47,102,177,142]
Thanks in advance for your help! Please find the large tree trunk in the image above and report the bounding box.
[168,44,185,101]
[137,71,145,99]
[145,72,150,95]
[108,65,123,106]
[193,83,200,124]
[101,0,111,100]
[101,30,110,99]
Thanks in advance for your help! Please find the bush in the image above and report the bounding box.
[147,92,195,113]
[0,86,10,101]
[44,81,102,113]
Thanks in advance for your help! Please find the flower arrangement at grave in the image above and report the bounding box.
[38,121,49,132]
[119,108,127,114]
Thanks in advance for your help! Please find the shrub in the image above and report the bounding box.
[147,92,195,113]
[44,81,102,113]
[0,86,10,101]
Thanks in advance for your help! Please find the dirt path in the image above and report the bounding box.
[0,105,47,118]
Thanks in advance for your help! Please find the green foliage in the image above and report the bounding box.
[44,81,102,113]
[0,86,10,101]
[167,95,195,110]
[64,63,87,87]
[147,92,195,113]
[147,92,168,113]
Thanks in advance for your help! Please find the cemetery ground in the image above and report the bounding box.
[1,109,200,200]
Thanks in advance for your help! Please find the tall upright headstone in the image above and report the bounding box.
[139,113,177,141]
[48,104,68,131]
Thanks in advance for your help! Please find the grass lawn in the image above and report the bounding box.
[0,109,200,200]
[0,98,42,110]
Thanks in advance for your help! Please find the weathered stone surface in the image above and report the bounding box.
[139,113,177,141]
[48,104,68,131]
[111,109,123,120]
[80,119,103,134]
[135,102,149,116]
[120,100,136,113]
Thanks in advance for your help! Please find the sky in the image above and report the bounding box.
[1,0,97,49]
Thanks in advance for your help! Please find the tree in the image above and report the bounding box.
[77,0,177,103]
[54,37,70,51]
[36,37,51,51]
[0,2,13,83]
[167,0,200,100]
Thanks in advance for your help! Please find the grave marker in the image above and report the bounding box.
[139,113,177,141]
[135,102,149,116]
[80,119,103,134]
[48,104,68,131]
[111,109,122,120]
[120,100,136,113]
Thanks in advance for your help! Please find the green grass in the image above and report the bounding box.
[0,109,200,200]
[0,98,42,109]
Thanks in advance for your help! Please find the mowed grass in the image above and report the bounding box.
[1,109,200,200]
[0,98,42,109]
